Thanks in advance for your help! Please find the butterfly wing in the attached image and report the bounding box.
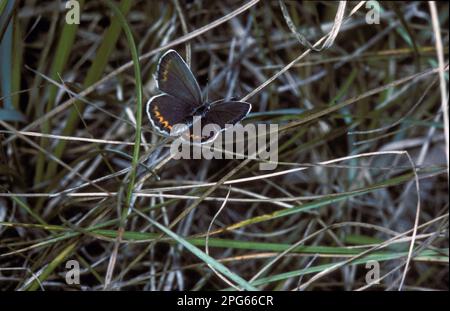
[147,94,193,135]
[157,50,202,107]
[181,100,252,143]
[203,100,252,128]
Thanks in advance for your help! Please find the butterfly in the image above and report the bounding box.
[146,50,252,143]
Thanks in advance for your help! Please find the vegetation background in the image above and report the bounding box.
[0,0,448,290]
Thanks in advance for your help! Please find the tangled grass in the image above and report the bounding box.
[0,0,448,290]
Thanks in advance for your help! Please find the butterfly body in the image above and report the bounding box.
[192,102,211,118]
[147,50,251,143]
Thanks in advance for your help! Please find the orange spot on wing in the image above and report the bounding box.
[153,106,172,130]
[161,61,170,82]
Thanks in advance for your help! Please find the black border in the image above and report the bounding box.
[0,291,448,310]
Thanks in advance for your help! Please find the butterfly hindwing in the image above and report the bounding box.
[180,100,252,144]
[146,94,193,135]
[202,100,252,128]
[156,50,202,107]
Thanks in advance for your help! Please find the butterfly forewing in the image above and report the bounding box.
[157,50,202,107]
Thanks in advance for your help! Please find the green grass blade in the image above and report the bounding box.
[33,0,85,185]
[134,210,259,291]
[104,0,142,214]
[42,0,132,182]
[25,241,77,291]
